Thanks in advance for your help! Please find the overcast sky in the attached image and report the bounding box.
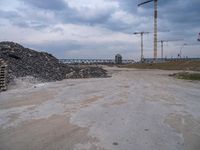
[0,0,200,60]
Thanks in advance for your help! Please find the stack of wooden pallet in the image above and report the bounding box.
[0,59,7,91]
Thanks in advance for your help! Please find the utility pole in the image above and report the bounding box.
[138,0,158,62]
[157,39,182,60]
[134,32,149,62]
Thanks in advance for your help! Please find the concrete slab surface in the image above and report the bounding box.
[0,67,200,150]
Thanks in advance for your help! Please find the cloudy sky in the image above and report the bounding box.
[0,0,200,60]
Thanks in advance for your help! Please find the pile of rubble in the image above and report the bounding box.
[0,41,107,84]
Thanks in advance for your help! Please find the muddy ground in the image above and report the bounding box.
[0,67,200,150]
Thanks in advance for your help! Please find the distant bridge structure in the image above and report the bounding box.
[59,59,135,64]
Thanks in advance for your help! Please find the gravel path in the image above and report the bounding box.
[0,67,200,150]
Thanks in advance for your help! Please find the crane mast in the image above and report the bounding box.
[154,0,158,61]
[134,32,149,62]
[138,0,158,62]
[157,39,182,60]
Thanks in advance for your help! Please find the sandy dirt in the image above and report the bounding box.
[0,67,200,150]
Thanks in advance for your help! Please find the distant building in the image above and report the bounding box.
[115,54,122,64]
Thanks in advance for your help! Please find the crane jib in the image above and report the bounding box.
[138,0,154,6]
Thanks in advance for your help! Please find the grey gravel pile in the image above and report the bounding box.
[0,41,107,83]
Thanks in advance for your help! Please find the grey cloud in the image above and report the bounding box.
[2,0,200,34]
[0,0,137,32]
[56,3,116,26]
[0,9,52,30]
[159,0,200,33]
[24,39,136,59]
[24,40,83,56]
[109,0,137,13]
[58,9,112,26]
[103,21,133,33]
[16,0,116,29]
[50,27,64,33]
[20,0,67,10]
[0,10,20,20]
[1,0,200,59]
[12,20,49,30]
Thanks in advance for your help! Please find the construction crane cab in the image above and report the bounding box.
[198,33,200,41]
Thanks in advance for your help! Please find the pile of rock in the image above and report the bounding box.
[0,41,107,84]
[66,66,108,79]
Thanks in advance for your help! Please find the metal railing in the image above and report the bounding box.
[59,59,135,65]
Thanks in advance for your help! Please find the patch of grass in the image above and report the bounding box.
[171,72,200,80]
[120,61,200,71]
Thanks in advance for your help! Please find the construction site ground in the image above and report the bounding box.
[120,61,200,71]
[0,67,200,150]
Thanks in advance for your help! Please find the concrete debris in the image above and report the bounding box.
[0,41,107,85]
[66,66,108,79]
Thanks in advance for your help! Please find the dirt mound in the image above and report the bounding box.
[0,41,107,83]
